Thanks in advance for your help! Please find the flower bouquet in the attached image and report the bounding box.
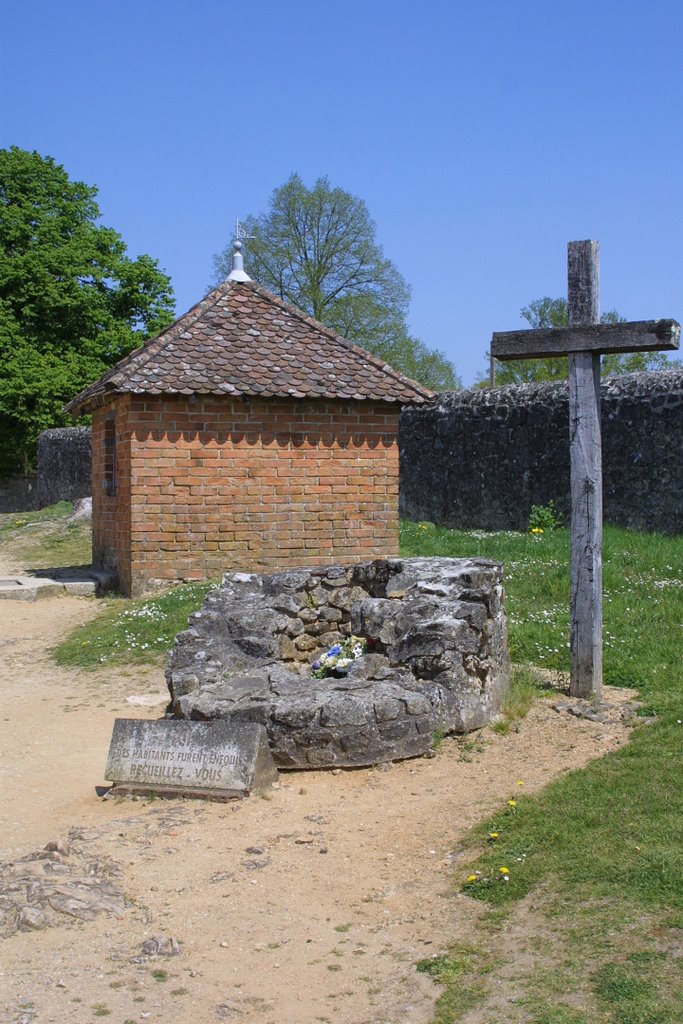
[311,636,368,679]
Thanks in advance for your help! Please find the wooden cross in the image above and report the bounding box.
[491,241,680,699]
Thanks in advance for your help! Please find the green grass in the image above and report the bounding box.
[0,500,213,669]
[0,500,74,532]
[401,520,683,1023]
[491,664,552,735]
[416,945,498,1022]
[0,500,91,567]
[53,580,215,668]
[401,520,683,707]
[46,515,683,1020]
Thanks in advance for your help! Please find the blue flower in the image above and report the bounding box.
[327,644,342,656]
[312,661,320,670]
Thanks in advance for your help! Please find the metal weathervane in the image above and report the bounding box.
[234,217,254,243]
[227,217,253,283]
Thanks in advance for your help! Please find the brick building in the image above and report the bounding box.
[66,251,432,596]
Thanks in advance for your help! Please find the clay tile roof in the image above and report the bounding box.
[64,281,434,415]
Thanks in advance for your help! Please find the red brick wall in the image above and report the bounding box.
[92,397,133,594]
[93,394,401,595]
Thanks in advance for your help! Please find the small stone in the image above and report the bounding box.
[215,1002,239,1020]
[44,839,70,856]
[245,846,265,855]
[294,633,319,652]
[42,861,70,875]
[297,608,318,623]
[242,859,270,870]
[566,704,607,723]
[141,935,181,957]
[18,906,50,930]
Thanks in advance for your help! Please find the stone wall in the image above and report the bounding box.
[400,371,683,534]
[36,427,92,507]
[168,557,510,767]
[0,475,40,514]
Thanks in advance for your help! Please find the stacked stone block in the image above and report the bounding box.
[167,557,510,768]
[400,370,683,534]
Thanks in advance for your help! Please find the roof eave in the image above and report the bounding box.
[65,386,433,417]
[64,386,115,418]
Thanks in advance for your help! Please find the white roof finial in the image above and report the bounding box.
[227,217,252,282]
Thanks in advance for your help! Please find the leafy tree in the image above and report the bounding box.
[0,147,175,475]
[481,296,679,386]
[213,174,459,391]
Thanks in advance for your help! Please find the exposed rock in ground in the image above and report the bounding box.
[167,557,511,768]
[67,496,92,521]
[0,839,126,936]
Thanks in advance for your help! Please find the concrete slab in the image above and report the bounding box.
[0,569,117,601]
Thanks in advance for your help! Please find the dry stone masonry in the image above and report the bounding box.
[400,370,683,535]
[36,427,92,507]
[167,557,510,768]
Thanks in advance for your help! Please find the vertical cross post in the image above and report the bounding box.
[567,241,602,698]
[491,242,679,702]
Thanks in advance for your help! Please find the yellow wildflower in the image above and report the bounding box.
[507,799,517,808]
[499,866,510,874]
[466,874,477,883]
[488,832,499,840]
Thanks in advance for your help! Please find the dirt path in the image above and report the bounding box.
[0,591,637,1024]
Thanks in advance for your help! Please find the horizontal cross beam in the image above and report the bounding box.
[491,319,680,361]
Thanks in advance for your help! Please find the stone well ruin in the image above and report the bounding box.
[166,557,511,768]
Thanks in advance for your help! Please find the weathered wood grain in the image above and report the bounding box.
[567,242,602,699]
[568,351,603,698]
[491,319,680,360]
[568,239,600,326]
[490,239,678,700]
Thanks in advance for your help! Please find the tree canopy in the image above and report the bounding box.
[213,174,459,391]
[482,296,679,387]
[0,147,175,475]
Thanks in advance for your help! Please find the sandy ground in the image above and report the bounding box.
[0,578,639,1024]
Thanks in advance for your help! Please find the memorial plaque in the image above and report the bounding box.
[105,719,279,800]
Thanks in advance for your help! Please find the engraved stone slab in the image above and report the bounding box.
[105,719,279,800]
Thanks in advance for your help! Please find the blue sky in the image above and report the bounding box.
[2,0,681,385]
